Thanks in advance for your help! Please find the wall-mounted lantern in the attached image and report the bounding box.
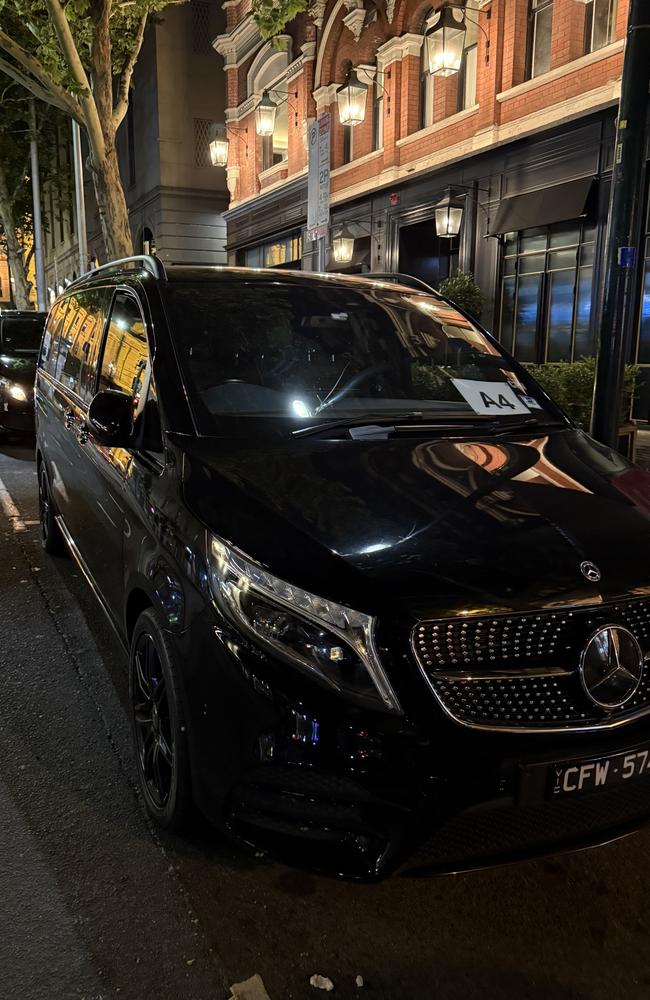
[434,188,464,237]
[336,70,369,127]
[424,5,467,77]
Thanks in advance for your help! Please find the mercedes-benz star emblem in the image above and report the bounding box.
[580,626,644,710]
[580,560,602,583]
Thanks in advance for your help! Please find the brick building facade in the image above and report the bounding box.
[215,0,650,413]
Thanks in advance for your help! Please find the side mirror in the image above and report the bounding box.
[87,390,134,447]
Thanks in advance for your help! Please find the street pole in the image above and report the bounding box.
[71,119,88,276]
[29,99,47,312]
[591,0,650,448]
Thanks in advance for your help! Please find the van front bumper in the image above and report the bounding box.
[175,608,650,879]
[1,393,35,434]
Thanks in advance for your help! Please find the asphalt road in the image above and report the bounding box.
[2,442,650,1000]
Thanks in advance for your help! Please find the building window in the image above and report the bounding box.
[457,13,478,111]
[343,125,353,165]
[245,235,302,268]
[191,0,213,55]
[420,21,434,129]
[194,118,217,167]
[584,0,616,54]
[372,78,383,150]
[499,219,597,363]
[272,98,288,164]
[527,0,554,80]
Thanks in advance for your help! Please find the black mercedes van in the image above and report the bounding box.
[35,257,650,879]
[0,309,46,434]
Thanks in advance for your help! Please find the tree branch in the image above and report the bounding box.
[44,0,107,161]
[112,11,147,130]
[0,31,80,118]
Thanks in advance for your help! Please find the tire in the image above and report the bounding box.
[129,608,192,832]
[38,463,66,555]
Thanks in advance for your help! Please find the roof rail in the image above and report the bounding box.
[363,272,438,295]
[65,254,167,292]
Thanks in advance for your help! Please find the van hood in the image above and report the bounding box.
[178,427,650,620]
[0,353,37,386]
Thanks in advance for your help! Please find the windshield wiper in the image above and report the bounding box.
[292,412,430,439]
[292,413,567,440]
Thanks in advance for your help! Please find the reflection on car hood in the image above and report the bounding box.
[179,428,650,619]
[0,354,37,384]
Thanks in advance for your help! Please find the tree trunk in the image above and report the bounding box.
[0,161,32,310]
[88,142,133,261]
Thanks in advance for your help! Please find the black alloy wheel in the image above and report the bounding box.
[129,609,191,830]
[39,464,65,555]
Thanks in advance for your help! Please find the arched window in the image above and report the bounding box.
[248,43,292,171]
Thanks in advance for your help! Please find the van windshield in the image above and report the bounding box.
[1,317,45,354]
[162,280,560,434]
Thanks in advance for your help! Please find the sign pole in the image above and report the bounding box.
[306,113,330,272]
[591,0,650,448]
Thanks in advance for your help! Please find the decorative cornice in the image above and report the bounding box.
[377,32,423,68]
[213,15,261,69]
[357,62,377,83]
[226,94,258,122]
[343,6,366,41]
[309,0,327,28]
[313,83,339,112]
[226,165,240,199]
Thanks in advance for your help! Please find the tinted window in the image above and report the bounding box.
[162,280,559,434]
[1,316,45,353]
[76,288,111,400]
[54,289,110,398]
[99,293,149,405]
[40,301,69,374]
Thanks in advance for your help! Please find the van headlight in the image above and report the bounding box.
[207,535,401,714]
[7,383,27,402]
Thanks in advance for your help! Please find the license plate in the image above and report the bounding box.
[549,744,650,798]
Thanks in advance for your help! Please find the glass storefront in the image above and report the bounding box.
[244,235,302,269]
[499,219,597,362]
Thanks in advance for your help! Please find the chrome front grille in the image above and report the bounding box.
[412,598,650,732]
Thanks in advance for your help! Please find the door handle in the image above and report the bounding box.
[64,408,75,430]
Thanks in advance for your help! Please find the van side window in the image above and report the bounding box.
[76,288,111,401]
[54,295,82,387]
[56,288,111,399]
[40,300,69,374]
[99,293,149,407]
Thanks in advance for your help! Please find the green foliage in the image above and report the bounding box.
[437,271,483,321]
[0,81,62,245]
[251,0,308,43]
[0,0,173,88]
[525,357,640,429]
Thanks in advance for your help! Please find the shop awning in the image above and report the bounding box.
[488,176,594,236]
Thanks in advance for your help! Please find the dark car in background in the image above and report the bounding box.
[0,310,47,435]
[35,257,650,880]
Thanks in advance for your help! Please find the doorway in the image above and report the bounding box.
[398,218,459,288]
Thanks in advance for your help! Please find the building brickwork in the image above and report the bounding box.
[216,0,628,211]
